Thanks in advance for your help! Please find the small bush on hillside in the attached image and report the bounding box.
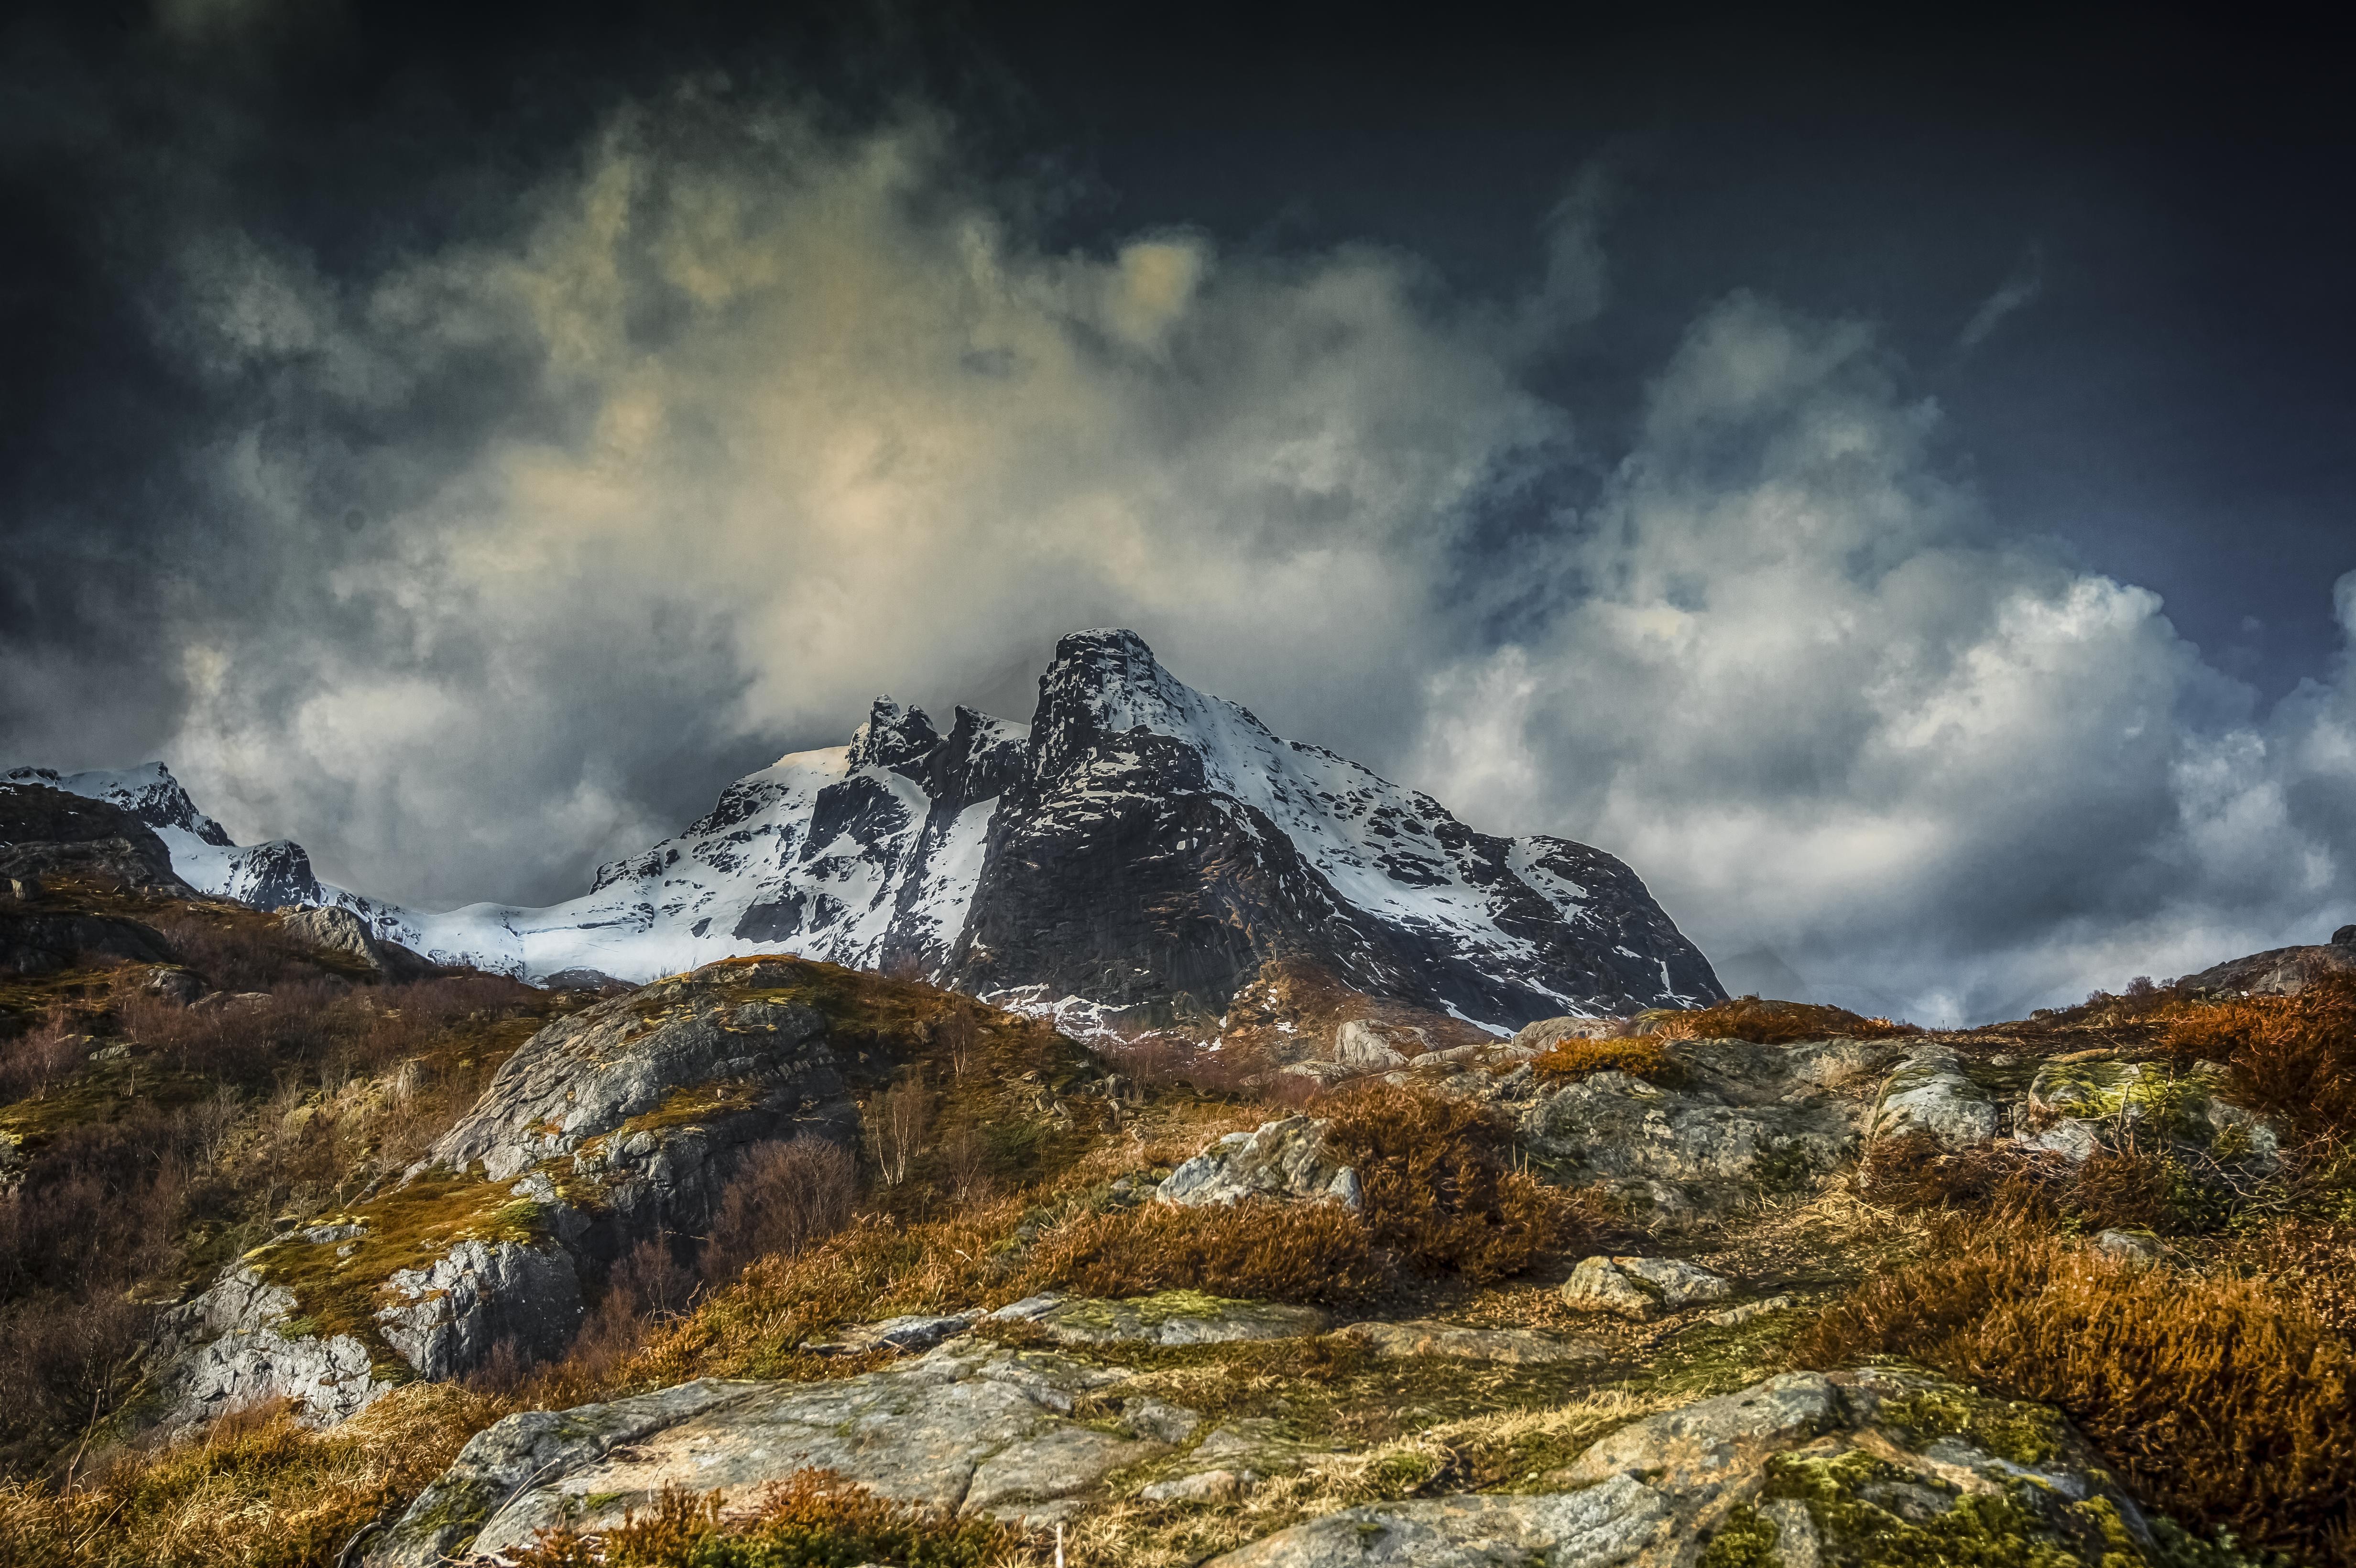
[1652,996,1917,1045]
[1029,1198,1385,1306]
[0,1010,86,1102]
[1795,1218,2356,1559]
[700,1136,858,1284]
[1531,1035,1681,1086]
[1320,1083,1577,1281]
[513,1473,1014,1568]
[2164,975,2356,1141]
[1860,1132,2249,1237]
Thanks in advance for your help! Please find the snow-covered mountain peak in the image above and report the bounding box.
[22,631,1719,1029]
[3,762,233,848]
[846,697,943,774]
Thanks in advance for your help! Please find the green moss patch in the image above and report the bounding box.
[243,1169,555,1372]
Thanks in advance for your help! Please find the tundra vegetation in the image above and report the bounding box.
[2,859,2354,1567]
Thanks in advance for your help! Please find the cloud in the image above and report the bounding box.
[1957,243,2045,350]
[10,83,2352,1021]
[1412,293,2355,1019]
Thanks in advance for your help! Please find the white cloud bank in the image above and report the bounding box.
[87,89,2356,1022]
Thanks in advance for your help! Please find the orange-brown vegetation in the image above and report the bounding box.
[2162,973,2356,1140]
[1652,995,1918,1044]
[512,1471,1014,1568]
[0,1383,501,1568]
[1796,1217,2356,1560]
[1529,1034,1680,1086]
[1028,1198,1385,1305]
[1320,1082,1582,1280]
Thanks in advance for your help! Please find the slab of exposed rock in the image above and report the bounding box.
[1517,1037,1901,1225]
[277,905,434,980]
[165,958,861,1418]
[1343,1319,1603,1365]
[2179,927,2356,995]
[373,1237,584,1380]
[367,1343,1171,1565]
[1156,1116,1363,1211]
[990,1290,1327,1345]
[429,958,852,1191]
[1560,1256,1734,1320]
[154,1266,400,1431]
[1209,1368,2181,1568]
[1871,1045,2000,1148]
[0,909,176,977]
[1331,1018,1429,1068]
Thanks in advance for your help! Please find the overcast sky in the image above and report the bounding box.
[3,0,2351,1023]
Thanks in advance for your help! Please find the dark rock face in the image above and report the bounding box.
[0,910,176,976]
[948,630,1721,1027]
[0,782,189,892]
[2179,928,2356,996]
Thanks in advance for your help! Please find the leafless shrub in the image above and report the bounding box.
[861,1076,933,1188]
[700,1136,858,1282]
[0,1010,85,1102]
[936,1123,993,1203]
[565,1238,699,1387]
[934,1004,979,1081]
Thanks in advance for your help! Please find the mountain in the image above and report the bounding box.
[12,630,1722,1030]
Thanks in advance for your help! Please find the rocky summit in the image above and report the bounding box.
[21,629,1722,1032]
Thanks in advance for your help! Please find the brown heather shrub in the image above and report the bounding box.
[0,1382,501,1568]
[1530,1034,1680,1086]
[2163,974,2356,1141]
[1320,1082,1577,1281]
[700,1135,859,1284]
[1028,1198,1385,1306]
[1795,1218,2356,1559]
[513,1471,1014,1568]
[1653,995,1918,1045]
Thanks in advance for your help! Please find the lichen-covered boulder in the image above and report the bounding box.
[365,1343,1173,1565]
[1208,1368,2197,1568]
[2020,1056,2278,1170]
[1560,1255,1733,1320]
[1871,1045,2001,1147]
[1156,1116,1363,1211]
[1520,1037,1899,1224]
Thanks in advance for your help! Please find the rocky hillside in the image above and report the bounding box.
[4,832,2352,1568]
[15,630,1722,1032]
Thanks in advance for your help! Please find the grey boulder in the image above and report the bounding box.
[1156,1116,1363,1211]
[366,1342,1168,1565]
[1560,1256,1734,1321]
[1871,1046,2001,1148]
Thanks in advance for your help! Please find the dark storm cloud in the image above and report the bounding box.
[2,2,2351,1017]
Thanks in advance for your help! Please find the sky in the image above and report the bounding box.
[2,0,2352,1024]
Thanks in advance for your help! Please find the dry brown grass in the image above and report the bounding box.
[1027,1199,1385,1306]
[1529,1034,1679,1085]
[1320,1082,1582,1281]
[2163,974,2356,1141]
[1652,995,1918,1045]
[1795,1216,2356,1560]
[0,1383,501,1568]
[511,1472,1016,1568]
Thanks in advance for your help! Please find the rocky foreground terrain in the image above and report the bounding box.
[3,778,2355,1567]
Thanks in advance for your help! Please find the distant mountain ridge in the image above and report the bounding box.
[10,630,1723,1030]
